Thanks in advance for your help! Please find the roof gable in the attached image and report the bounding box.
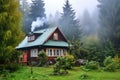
[48,27,67,42]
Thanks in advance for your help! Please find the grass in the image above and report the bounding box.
[0,66,120,80]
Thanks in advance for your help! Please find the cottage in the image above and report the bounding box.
[16,27,69,64]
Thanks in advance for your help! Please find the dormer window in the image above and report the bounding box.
[28,35,35,42]
[53,33,58,40]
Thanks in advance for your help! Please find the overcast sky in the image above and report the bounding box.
[28,0,99,17]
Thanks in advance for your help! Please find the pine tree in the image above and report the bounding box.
[29,0,47,31]
[98,0,120,55]
[19,0,31,34]
[0,0,24,64]
[30,0,46,21]
[59,0,81,40]
[81,9,96,36]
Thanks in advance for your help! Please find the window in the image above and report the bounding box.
[28,36,31,41]
[46,48,67,57]
[57,50,59,56]
[31,35,35,41]
[63,49,66,55]
[28,35,35,42]
[50,49,52,56]
[47,49,52,56]
[30,49,38,57]
[53,33,58,40]
[47,49,50,56]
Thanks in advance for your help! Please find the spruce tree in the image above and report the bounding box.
[29,0,47,31]
[0,0,24,64]
[19,0,31,34]
[98,0,120,55]
[30,0,46,21]
[81,9,96,36]
[59,0,80,40]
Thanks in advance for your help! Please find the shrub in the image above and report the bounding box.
[85,61,100,70]
[5,63,21,72]
[53,62,60,75]
[38,50,48,66]
[104,56,113,66]
[53,54,74,75]
[64,53,74,69]
[57,54,74,70]
[103,56,118,72]
[104,62,117,72]
[114,54,120,63]
[114,55,120,69]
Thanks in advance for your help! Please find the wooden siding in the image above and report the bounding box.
[20,47,68,65]
[49,28,67,41]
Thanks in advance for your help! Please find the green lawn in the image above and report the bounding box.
[1,66,120,80]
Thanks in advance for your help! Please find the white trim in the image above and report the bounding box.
[30,49,38,57]
[46,48,67,57]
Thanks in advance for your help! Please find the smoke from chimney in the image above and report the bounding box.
[31,17,47,31]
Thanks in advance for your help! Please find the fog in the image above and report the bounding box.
[28,0,99,17]
[26,0,99,37]
[45,0,98,17]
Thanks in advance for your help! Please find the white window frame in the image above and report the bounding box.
[28,36,31,41]
[47,49,52,56]
[46,48,67,57]
[28,35,35,42]
[30,49,38,57]
[31,35,35,41]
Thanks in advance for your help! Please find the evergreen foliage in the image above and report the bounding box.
[59,0,81,40]
[98,0,120,56]
[85,61,100,70]
[30,0,46,21]
[38,50,48,66]
[69,39,83,59]
[20,0,47,33]
[29,0,48,31]
[0,0,24,64]
[81,9,96,36]
[103,56,118,72]
[53,54,74,75]
[19,0,31,34]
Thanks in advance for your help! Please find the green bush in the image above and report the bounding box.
[53,54,74,75]
[53,62,60,75]
[38,50,48,66]
[65,53,74,69]
[104,56,113,66]
[56,54,74,70]
[85,61,100,70]
[5,63,21,72]
[103,56,118,72]
[104,62,117,72]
